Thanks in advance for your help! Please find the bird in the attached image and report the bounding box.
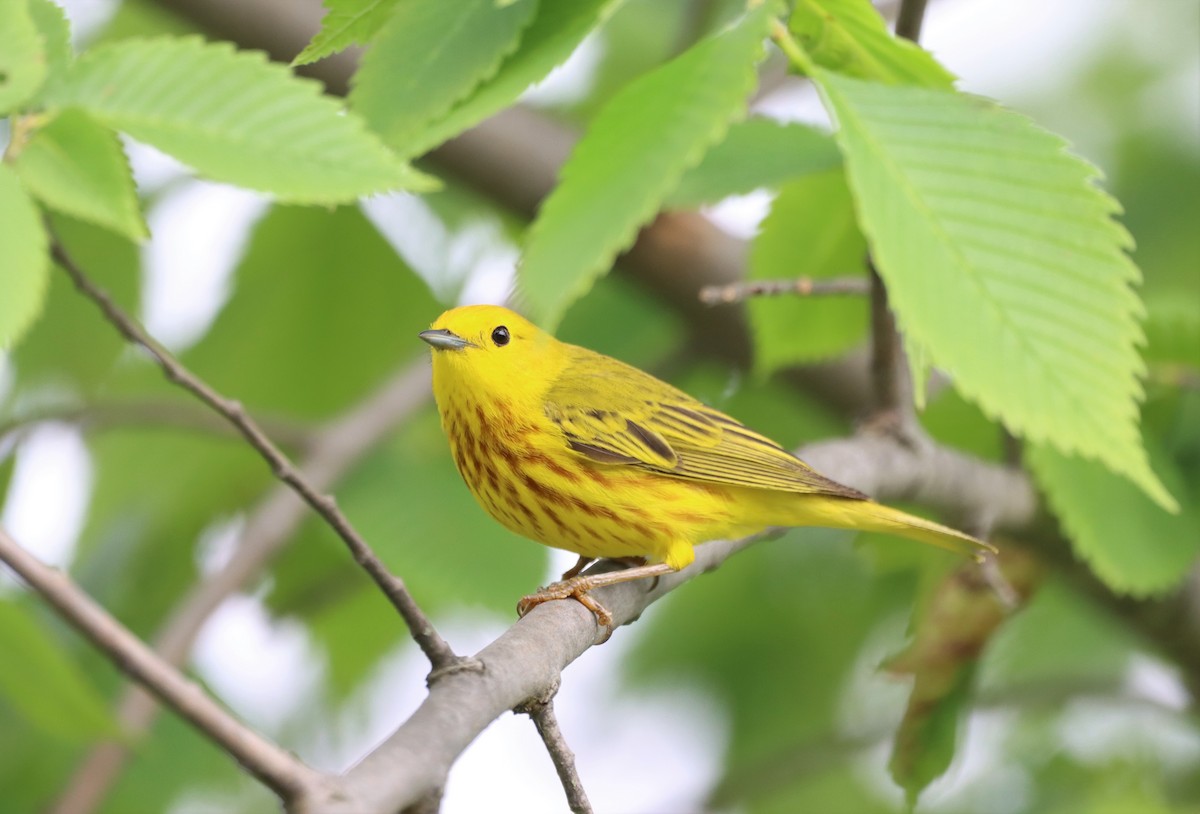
[420,304,993,634]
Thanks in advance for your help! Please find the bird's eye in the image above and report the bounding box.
[491,326,510,347]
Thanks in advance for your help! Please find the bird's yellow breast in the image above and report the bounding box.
[436,386,733,570]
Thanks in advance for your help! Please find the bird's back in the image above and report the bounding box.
[547,342,868,501]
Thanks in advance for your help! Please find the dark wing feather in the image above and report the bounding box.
[544,345,865,500]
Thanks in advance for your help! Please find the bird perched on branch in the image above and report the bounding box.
[420,305,992,635]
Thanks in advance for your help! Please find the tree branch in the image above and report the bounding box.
[51,361,433,814]
[699,275,870,304]
[867,263,914,420]
[50,237,456,670]
[0,526,330,804]
[308,433,1038,813]
[515,682,593,814]
[895,0,930,41]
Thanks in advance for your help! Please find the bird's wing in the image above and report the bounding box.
[543,347,866,499]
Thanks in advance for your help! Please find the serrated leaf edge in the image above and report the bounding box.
[516,6,770,329]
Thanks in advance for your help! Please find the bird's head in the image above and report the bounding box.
[420,305,563,399]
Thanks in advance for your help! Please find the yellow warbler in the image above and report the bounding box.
[421,305,991,629]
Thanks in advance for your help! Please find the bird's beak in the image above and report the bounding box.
[419,329,474,351]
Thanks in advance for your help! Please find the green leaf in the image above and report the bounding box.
[889,668,972,806]
[0,705,80,814]
[0,164,50,348]
[184,205,440,417]
[44,37,435,202]
[75,427,269,638]
[0,600,118,742]
[667,118,842,209]
[0,456,14,506]
[27,0,72,85]
[884,549,1039,804]
[978,578,1134,692]
[1144,294,1200,370]
[518,3,772,330]
[404,0,623,158]
[790,0,954,89]
[292,0,401,66]
[817,72,1176,511]
[93,0,195,41]
[629,536,904,805]
[556,270,685,370]
[11,215,140,392]
[351,0,538,154]
[0,0,46,114]
[102,709,272,814]
[14,109,147,240]
[748,170,869,372]
[1027,439,1200,596]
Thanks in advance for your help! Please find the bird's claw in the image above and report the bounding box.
[517,577,615,644]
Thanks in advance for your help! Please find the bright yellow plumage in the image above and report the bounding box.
[420,305,991,627]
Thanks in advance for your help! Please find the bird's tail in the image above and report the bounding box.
[782,496,994,558]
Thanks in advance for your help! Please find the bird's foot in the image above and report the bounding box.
[518,577,615,643]
[517,561,676,644]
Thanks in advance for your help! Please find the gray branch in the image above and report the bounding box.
[0,527,330,804]
[516,683,593,814]
[297,433,1038,813]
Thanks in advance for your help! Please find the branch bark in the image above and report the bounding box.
[516,683,593,814]
[867,264,914,420]
[699,275,870,304]
[0,527,330,804]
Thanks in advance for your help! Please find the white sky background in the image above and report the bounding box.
[3,0,1198,811]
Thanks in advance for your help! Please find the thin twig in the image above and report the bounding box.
[50,237,457,669]
[895,0,930,41]
[516,682,593,814]
[0,526,329,803]
[868,264,921,446]
[867,261,915,422]
[699,276,869,305]
[51,362,434,814]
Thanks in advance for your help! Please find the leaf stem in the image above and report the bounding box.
[768,17,817,76]
[2,112,49,163]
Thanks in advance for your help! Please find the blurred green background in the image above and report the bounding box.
[1,0,1197,812]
